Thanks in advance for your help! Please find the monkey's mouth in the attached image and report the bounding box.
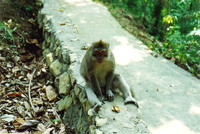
[97,59,103,63]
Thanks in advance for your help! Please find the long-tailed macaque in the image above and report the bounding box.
[80,40,139,110]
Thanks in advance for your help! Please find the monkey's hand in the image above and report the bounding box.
[98,95,105,104]
[125,96,139,108]
[106,90,114,101]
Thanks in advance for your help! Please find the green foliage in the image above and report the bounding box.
[149,33,200,76]
[0,22,14,41]
[24,5,33,12]
[94,0,200,78]
[0,21,19,55]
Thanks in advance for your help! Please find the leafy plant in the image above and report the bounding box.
[0,21,19,55]
[93,0,200,78]
[0,21,14,42]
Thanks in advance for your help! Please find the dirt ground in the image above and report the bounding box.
[0,0,74,133]
[0,0,42,61]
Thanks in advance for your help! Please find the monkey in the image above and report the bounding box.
[80,40,139,111]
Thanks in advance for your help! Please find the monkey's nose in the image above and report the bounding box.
[98,50,103,53]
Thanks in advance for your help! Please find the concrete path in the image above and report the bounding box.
[52,0,200,133]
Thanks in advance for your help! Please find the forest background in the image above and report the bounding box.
[95,0,200,78]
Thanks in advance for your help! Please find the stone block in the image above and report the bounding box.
[59,72,71,95]
[50,59,62,77]
[46,53,54,66]
[79,90,86,103]
[57,96,72,111]
[69,53,78,63]
[42,41,47,49]
[74,85,81,96]
[55,47,61,57]
[89,126,102,134]
[45,85,57,101]
[95,117,108,127]
[53,40,59,51]
[42,48,50,56]
[61,50,70,64]
[54,76,59,89]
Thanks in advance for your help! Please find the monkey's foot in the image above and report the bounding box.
[124,96,139,108]
[93,103,103,113]
[98,95,105,102]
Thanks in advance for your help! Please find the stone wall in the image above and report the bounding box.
[37,0,149,134]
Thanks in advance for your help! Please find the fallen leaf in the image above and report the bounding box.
[6,62,13,68]
[37,123,46,132]
[31,85,41,90]
[32,98,44,105]
[7,92,22,97]
[15,117,26,124]
[0,56,6,61]
[26,39,38,44]
[24,101,31,110]
[112,105,120,113]
[0,129,8,133]
[12,66,20,73]
[51,118,59,123]
[13,118,26,129]
[20,52,34,62]
[58,124,66,134]
[59,9,64,12]
[17,119,40,130]
[43,127,54,134]
[4,19,13,28]
[5,83,11,87]
[26,38,41,48]
[41,67,47,73]
[16,72,22,77]
[17,105,26,117]
[27,73,32,80]
[81,46,88,50]
[12,55,20,63]
[60,23,66,26]
[0,114,16,122]
[28,19,36,25]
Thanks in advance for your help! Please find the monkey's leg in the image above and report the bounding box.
[106,71,115,101]
[113,74,139,108]
[89,75,104,102]
[85,83,102,105]
[85,83,103,112]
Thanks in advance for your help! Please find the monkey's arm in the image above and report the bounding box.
[89,74,104,101]
[105,71,115,101]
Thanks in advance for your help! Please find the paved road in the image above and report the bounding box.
[55,0,200,133]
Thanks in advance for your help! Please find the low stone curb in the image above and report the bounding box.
[37,0,150,133]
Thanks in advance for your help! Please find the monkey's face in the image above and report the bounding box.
[91,40,109,63]
[92,48,108,63]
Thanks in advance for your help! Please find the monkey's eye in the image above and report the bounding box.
[93,49,108,57]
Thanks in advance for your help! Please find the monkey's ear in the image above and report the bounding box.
[107,43,110,48]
